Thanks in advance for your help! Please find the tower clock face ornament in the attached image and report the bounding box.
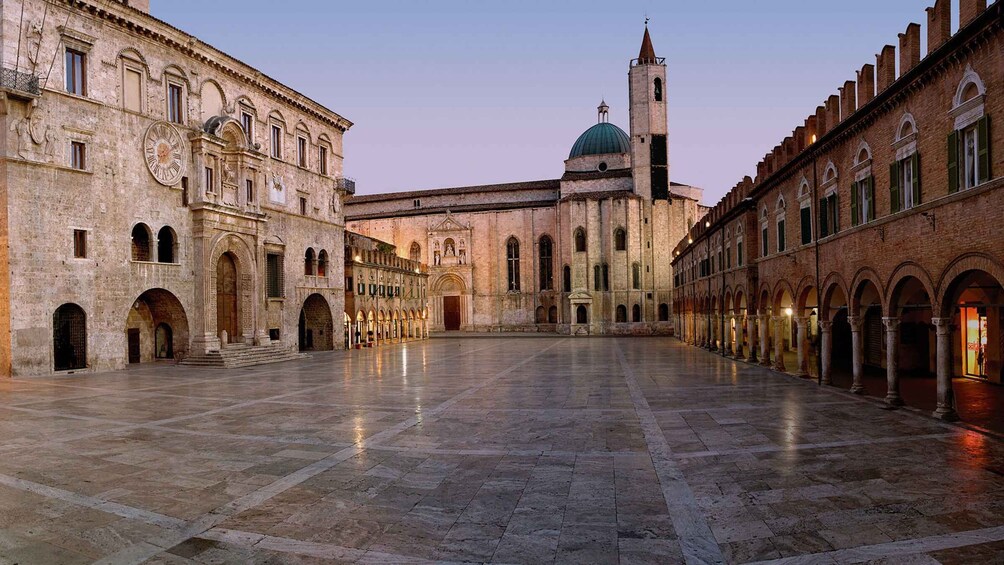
[144,121,186,186]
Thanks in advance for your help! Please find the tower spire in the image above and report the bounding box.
[597,99,609,123]
[638,22,657,64]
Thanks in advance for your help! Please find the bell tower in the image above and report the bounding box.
[629,23,669,201]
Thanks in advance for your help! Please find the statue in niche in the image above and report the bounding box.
[222,160,236,185]
[444,238,455,257]
[434,250,441,266]
[458,239,466,265]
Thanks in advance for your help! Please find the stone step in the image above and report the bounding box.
[180,343,308,369]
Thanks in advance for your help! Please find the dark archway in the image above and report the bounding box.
[299,293,334,351]
[126,289,190,363]
[576,304,588,324]
[54,303,86,371]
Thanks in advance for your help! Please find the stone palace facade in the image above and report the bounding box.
[346,28,707,335]
[0,0,353,374]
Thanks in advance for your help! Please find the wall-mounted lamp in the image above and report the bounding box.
[784,307,793,317]
[705,220,711,228]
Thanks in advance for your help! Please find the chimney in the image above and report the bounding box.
[839,81,856,120]
[805,115,818,145]
[927,0,951,53]
[876,45,896,91]
[825,95,840,129]
[899,23,921,75]
[960,0,988,27]
[857,64,875,108]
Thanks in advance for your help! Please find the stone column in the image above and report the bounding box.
[724,316,735,357]
[795,317,809,377]
[848,316,865,394]
[710,315,719,351]
[734,315,745,360]
[820,320,833,385]
[773,316,787,372]
[932,318,958,420]
[747,315,758,363]
[883,317,904,406]
[759,314,771,366]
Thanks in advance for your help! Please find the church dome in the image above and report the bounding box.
[568,122,631,159]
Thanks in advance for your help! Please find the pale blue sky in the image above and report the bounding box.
[153,0,947,204]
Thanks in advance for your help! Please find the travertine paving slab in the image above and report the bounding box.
[1,337,1003,563]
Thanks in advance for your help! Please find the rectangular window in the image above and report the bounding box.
[70,142,86,170]
[761,226,768,258]
[726,247,732,269]
[800,205,812,245]
[241,111,254,140]
[319,145,328,175]
[963,124,979,190]
[851,177,874,226]
[246,179,254,203]
[737,241,744,267]
[271,125,283,159]
[266,253,284,298]
[167,83,184,124]
[73,229,87,258]
[297,136,307,168]
[358,282,365,295]
[777,219,786,252]
[123,68,142,112]
[204,166,214,193]
[65,49,86,95]
[299,196,307,215]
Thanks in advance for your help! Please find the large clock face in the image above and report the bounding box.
[144,121,185,186]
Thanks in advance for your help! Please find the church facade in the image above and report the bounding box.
[0,0,352,375]
[346,29,706,335]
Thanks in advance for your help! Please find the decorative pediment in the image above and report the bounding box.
[429,210,470,234]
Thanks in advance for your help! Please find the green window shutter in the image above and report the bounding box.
[777,220,785,252]
[977,115,991,184]
[889,162,900,213]
[948,130,960,193]
[867,176,876,221]
[911,152,921,205]
[801,206,812,244]
[850,183,859,226]
[819,197,828,237]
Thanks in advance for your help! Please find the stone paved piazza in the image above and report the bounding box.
[2,338,1004,564]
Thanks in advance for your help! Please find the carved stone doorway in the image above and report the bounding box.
[443,296,461,331]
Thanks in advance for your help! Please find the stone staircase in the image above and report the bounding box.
[180,343,307,369]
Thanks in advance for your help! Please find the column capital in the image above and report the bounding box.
[932,317,953,335]
[882,317,901,331]
[794,316,810,328]
[819,320,833,332]
[847,316,863,331]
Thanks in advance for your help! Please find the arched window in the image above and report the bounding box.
[632,262,641,290]
[548,305,557,323]
[53,303,86,371]
[614,228,626,251]
[654,77,663,102]
[506,237,520,291]
[593,265,601,291]
[576,304,588,324]
[317,250,328,277]
[563,265,571,292]
[616,305,627,323]
[539,235,553,290]
[632,304,641,322]
[602,263,609,291]
[574,227,586,252]
[409,242,421,262]
[658,303,669,322]
[157,226,176,263]
[304,248,316,276]
[131,224,152,261]
[535,306,546,323]
[950,67,990,192]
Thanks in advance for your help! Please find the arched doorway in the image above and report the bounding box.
[576,304,588,324]
[54,303,87,371]
[435,274,466,331]
[298,293,333,352]
[216,253,239,344]
[126,289,190,364]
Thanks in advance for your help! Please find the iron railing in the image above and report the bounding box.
[0,68,40,96]
[337,177,356,195]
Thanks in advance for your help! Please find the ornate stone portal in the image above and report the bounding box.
[428,212,473,331]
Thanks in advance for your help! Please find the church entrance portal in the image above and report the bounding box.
[443,296,461,331]
[217,253,239,343]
